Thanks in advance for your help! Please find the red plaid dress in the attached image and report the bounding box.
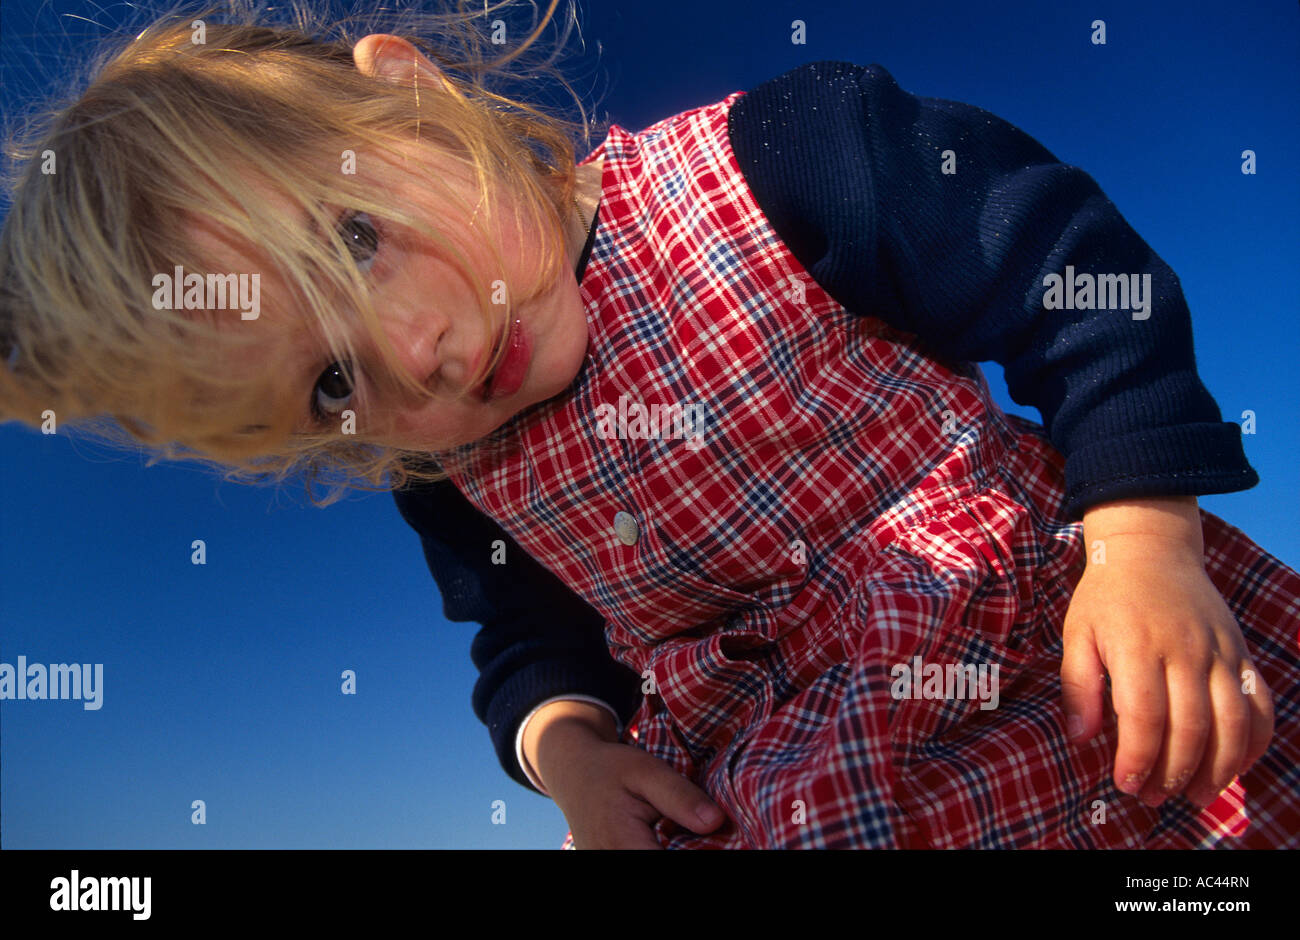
[446,93,1300,848]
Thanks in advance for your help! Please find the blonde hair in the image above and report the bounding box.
[0,0,602,504]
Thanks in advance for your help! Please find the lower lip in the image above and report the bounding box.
[484,318,530,402]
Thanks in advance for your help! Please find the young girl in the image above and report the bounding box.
[2,2,1297,849]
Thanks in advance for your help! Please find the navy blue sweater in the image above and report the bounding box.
[391,61,1256,794]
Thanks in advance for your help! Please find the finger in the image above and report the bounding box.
[570,793,666,850]
[624,756,726,834]
[1134,698,1176,807]
[602,814,665,850]
[1148,659,1213,802]
[1238,658,1275,772]
[1109,655,1167,798]
[1184,659,1250,807]
[1060,623,1107,742]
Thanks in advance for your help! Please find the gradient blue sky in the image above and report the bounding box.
[2,0,1297,849]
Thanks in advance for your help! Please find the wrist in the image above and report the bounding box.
[522,700,619,793]
[1081,495,1204,565]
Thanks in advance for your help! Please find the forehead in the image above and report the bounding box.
[181,201,300,333]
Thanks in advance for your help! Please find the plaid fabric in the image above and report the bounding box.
[449,93,1300,848]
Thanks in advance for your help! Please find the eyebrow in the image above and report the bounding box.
[295,335,325,431]
[293,206,344,432]
[290,205,383,434]
[303,205,329,241]
[294,318,369,436]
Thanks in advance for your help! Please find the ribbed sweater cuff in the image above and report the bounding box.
[1063,421,1258,518]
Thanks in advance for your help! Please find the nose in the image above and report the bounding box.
[368,303,445,399]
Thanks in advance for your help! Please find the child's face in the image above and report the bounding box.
[186,141,591,452]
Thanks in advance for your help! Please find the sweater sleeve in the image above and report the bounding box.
[391,476,643,794]
[726,60,1257,518]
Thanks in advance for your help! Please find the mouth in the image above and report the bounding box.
[475,317,529,403]
[474,349,498,402]
[472,324,502,401]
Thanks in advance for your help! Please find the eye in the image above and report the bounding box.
[336,210,379,272]
[311,359,356,424]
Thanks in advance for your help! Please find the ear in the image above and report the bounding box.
[352,33,450,89]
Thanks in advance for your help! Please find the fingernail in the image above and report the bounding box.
[695,804,722,827]
[1161,769,1193,793]
[1120,772,1146,795]
[1066,714,1084,740]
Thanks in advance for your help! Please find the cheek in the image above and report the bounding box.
[488,201,558,293]
[384,408,467,452]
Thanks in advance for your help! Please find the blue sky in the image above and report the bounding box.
[2,0,1297,848]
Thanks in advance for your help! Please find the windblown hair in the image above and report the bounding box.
[0,0,600,504]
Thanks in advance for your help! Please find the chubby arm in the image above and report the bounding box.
[728,62,1269,804]
[727,60,1256,516]
[521,699,725,849]
[391,476,643,794]
[393,479,726,845]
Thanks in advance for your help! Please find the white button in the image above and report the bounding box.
[613,511,639,546]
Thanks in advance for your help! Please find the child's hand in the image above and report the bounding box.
[522,700,727,849]
[1061,497,1274,809]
